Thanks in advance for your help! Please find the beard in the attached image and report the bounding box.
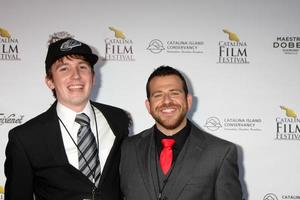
[150,102,188,130]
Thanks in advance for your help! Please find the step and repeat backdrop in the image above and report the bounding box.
[1,0,300,199]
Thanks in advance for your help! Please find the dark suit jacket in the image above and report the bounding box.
[120,122,242,200]
[5,101,130,200]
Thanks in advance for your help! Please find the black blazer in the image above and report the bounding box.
[5,101,130,200]
[120,122,242,200]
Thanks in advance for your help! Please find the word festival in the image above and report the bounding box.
[218,41,249,64]
[276,117,300,140]
[0,37,20,60]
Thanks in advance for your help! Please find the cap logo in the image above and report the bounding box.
[60,39,82,51]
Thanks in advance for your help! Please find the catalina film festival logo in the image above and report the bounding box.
[105,26,135,61]
[273,36,300,55]
[218,29,249,64]
[276,106,300,140]
[147,39,204,54]
[204,116,262,132]
[0,27,20,60]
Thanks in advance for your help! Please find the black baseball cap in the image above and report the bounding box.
[45,38,98,73]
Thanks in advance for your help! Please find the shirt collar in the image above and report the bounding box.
[56,101,95,129]
[154,120,191,151]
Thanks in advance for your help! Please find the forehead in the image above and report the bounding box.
[51,56,90,68]
[58,56,88,64]
[149,75,184,91]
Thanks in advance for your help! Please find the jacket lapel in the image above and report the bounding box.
[163,124,207,199]
[92,102,125,187]
[135,128,158,200]
[43,102,69,165]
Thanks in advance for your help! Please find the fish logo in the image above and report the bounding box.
[223,29,239,42]
[0,27,11,38]
[109,27,126,39]
[280,106,297,118]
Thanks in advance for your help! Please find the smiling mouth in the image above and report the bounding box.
[160,106,178,116]
[68,85,84,90]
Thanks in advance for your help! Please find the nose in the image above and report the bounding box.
[71,67,80,79]
[162,93,172,104]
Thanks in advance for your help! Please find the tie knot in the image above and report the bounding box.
[75,113,90,126]
[161,138,175,148]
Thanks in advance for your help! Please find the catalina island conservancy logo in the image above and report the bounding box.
[147,39,165,54]
[147,39,204,54]
[204,116,262,132]
[105,26,135,61]
[0,27,20,61]
[204,117,222,131]
[276,106,300,140]
[263,193,278,200]
[218,29,249,64]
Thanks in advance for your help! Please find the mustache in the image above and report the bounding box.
[159,102,179,109]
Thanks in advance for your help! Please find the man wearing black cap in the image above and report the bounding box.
[4,38,130,200]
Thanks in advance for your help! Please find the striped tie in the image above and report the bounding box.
[75,113,101,186]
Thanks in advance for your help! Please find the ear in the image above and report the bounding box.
[45,76,55,90]
[187,94,193,111]
[145,99,151,114]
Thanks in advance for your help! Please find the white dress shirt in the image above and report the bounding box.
[56,101,115,173]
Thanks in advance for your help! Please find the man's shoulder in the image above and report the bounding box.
[190,122,236,147]
[9,105,56,137]
[123,127,152,144]
[92,101,128,116]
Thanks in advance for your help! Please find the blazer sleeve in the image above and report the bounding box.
[215,144,243,200]
[5,129,34,200]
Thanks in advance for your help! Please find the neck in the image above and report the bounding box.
[59,101,89,113]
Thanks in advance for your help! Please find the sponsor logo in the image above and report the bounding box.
[105,26,135,61]
[273,36,300,55]
[0,113,24,126]
[48,31,74,45]
[263,193,278,200]
[204,116,262,132]
[204,117,222,131]
[218,29,249,64]
[263,193,300,200]
[282,195,300,199]
[0,27,21,61]
[147,39,204,54]
[276,106,300,140]
[147,39,165,54]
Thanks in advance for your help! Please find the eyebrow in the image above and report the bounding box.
[151,88,183,96]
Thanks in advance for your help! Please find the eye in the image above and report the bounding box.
[152,93,163,98]
[170,91,181,96]
[78,62,91,70]
[58,66,68,72]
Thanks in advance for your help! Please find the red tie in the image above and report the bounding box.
[160,138,175,175]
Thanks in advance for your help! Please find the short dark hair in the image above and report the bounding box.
[146,65,188,99]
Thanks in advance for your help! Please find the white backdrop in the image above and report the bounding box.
[1,0,300,199]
